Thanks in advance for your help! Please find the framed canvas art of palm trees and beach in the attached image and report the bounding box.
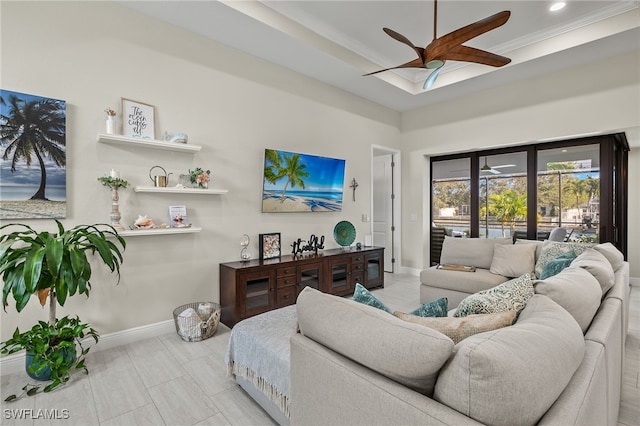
[262,148,346,213]
[0,89,66,219]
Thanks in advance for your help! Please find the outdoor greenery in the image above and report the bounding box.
[0,220,125,399]
[433,171,600,239]
[487,189,527,237]
[0,93,66,200]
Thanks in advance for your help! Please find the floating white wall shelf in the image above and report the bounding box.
[134,186,228,195]
[118,227,202,237]
[97,133,202,152]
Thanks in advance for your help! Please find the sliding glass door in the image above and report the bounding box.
[480,152,527,239]
[432,158,471,237]
[537,144,600,243]
[429,133,628,265]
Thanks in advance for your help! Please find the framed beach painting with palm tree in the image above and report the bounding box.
[262,148,345,213]
[0,89,66,219]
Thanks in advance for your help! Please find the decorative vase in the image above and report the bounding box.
[106,116,115,134]
[198,182,208,189]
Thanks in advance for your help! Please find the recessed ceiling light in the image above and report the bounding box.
[550,2,566,12]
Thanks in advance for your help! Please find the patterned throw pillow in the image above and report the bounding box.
[408,297,448,317]
[394,311,517,344]
[352,283,392,313]
[454,273,534,317]
[539,250,576,280]
[534,241,593,278]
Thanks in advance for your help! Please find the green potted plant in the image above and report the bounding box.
[0,220,125,400]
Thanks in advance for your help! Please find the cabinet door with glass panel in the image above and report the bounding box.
[364,251,383,289]
[327,256,352,296]
[298,261,324,294]
[238,270,276,318]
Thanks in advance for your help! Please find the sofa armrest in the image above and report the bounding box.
[290,334,482,426]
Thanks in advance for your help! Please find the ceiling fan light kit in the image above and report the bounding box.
[365,0,512,90]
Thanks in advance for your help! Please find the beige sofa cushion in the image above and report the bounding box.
[434,295,585,426]
[296,287,454,397]
[534,266,601,333]
[490,243,537,277]
[440,237,512,269]
[420,267,508,295]
[571,248,616,295]
[593,242,624,271]
[394,311,516,344]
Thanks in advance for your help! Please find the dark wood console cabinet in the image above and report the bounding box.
[219,247,384,327]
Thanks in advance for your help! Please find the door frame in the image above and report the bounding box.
[371,145,401,273]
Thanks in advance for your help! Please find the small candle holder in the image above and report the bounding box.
[240,234,251,261]
[98,172,129,232]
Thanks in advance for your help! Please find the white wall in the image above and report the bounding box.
[400,50,640,276]
[0,1,401,338]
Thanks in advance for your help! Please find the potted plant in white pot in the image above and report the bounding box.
[0,220,125,400]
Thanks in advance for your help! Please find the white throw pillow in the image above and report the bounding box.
[440,237,512,270]
[490,243,537,277]
[533,266,601,333]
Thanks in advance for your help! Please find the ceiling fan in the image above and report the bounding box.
[481,158,516,174]
[364,0,512,90]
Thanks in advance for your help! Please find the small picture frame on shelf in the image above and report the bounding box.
[122,98,155,139]
[259,233,281,260]
[168,205,188,228]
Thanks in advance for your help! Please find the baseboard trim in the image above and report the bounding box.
[0,319,175,376]
[630,276,640,287]
[397,266,421,276]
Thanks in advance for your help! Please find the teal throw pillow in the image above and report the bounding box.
[353,283,392,313]
[539,250,577,280]
[409,297,448,317]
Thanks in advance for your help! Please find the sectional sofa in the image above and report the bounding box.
[290,239,630,425]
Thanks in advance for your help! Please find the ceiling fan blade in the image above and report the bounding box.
[491,164,516,169]
[424,10,511,62]
[363,57,424,76]
[423,62,444,90]
[441,45,511,67]
[489,168,501,174]
[383,28,424,60]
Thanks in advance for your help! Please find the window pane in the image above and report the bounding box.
[432,158,470,238]
[537,144,600,243]
[480,153,527,239]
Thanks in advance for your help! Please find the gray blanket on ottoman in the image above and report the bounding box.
[225,305,297,419]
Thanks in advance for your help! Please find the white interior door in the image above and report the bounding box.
[373,154,394,272]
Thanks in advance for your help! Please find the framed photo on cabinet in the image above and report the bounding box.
[259,233,281,260]
[121,98,155,139]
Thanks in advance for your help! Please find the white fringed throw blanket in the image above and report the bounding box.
[225,305,297,419]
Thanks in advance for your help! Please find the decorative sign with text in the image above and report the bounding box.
[122,98,155,139]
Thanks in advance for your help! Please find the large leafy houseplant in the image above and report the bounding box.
[0,221,125,399]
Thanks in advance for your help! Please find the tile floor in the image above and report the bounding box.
[1,273,638,425]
